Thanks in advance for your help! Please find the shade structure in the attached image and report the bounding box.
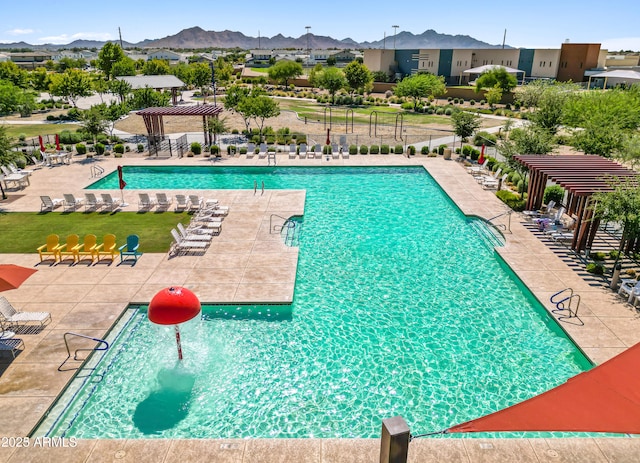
[588,69,640,89]
[0,264,37,292]
[148,286,201,326]
[447,342,640,434]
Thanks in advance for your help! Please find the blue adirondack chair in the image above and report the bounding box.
[118,234,141,263]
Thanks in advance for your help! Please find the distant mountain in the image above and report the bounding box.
[0,27,507,51]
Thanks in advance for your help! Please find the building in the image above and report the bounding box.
[8,51,54,69]
[364,43,605,84]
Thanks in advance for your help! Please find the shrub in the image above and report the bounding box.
[438,144,447,155]
[370,145,379,154]
[427,152,437,157]
[114,144,125,154]
[95,143,105,155]
[75,143,86,155]
[408,145,416,155]
[210,145,220,155]
[391,144,401,154]
[18,133,26,142]
[349,145,358,155]
[435,108,445,115]
[125,145,130,152]
[190,142,202,155]
[496,190,527,211]
[474,131,497,147]
[400,102,414,110]
[59,130,81,144]
[421,146,430,155]
[544,185,565,205]
[323,145,332,155]
[380,144,390,154]
[586,263,605,275]
[469,99,476,105]
[137,143,144,153]
[65,145,73,152]
[67,107,81,120]
[227,145,237,155]
[360,145,369,154]
[462,145,474,156]
[444,107,454,116]
[609,250,621,260]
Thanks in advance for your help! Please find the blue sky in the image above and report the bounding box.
[1,0,639,51]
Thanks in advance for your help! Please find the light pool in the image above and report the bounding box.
[43,166,591,439]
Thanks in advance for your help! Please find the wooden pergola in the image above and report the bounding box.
[137,105,224,146]
[514,155,639,252]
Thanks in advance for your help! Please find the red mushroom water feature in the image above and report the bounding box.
[148,286,201,360]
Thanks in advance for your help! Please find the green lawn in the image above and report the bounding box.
[2,123,79,139]
[0,211,193,254]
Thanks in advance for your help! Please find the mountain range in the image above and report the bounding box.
[0,27,509,51]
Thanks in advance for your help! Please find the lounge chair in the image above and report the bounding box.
[137,193,157,211]
[0,295,51,329]
[175,194,188,211]
[619,279,640,306]
[177,222,213,241]
[156,193,173,210]
[299,143,307,159]
[30,156,46,170]
[187,195,204,212]
[119,234,142,264]
[0,172,29,189]
[57,234,80,264]
[482,173,507,190]
[84,193,104,211]
[40,195,63,212]
[62,193,84,212]
[170,229,208,255]
[37,234,61,263]
[523,200,556,219]
[332,144,340,159]
[72,234,98,264]
[0,337,25,358]
[476,168,501,185]
[341,145,350,159]
[289,144,297,159]
[8,163,33,176]
[101,193,122,211]
[94,234,118,262]
[246,143,255,158]
[258,143,268,159]
[466,159,489,175]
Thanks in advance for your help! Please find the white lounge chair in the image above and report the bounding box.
[341,145,350,159]
[187,195,203,212]
[30,156,46,170]
[170,228,208,255]
[246,143,256,158]
[40,195,63,212]
[177,222,213,241]
[482,173,507,190]
[258,143,268,159]
[175,194,188,211]
[0,296,51,329]
[9,163,33,176]
[62,193,84,212]
[137,193,157,211]
[523,200,556,219]
[101,193,122,211]
[289,144,297,159]
[299,143,307,159]
[618,279,640,306]
[1,172,29,189]
[84,193,104,211]
[156,193,173,209]
[331,144,340,159]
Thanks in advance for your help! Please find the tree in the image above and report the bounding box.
[474,67,517,93]
[308,63,324,89]
[103,102,129,138]
[213,57,234,87]
[614,132,640,170]
[111,57,136,77]
[372,71,389,83]
[207,116,229,144]
[450,110,482,141]
[129,87,170,109]
[143,59,171,75]
[238,95,280,141]
[56,57,86,72]
[109,79,132,104]
[92,76,110,104]
[191,62,212,103]
[343,60,373,96]
[29,67,51,95]
[96,42,126,80]
[80,105,108,143]
[316,67,346,104]
[0,61,28,88]
[0,81,35,115]
[394,73,446,110]
[524,81,580,134]
[267,60,303,87]
[591,176,640,265]
[501,126,556,155]
[224,84,254,131]
[485,85,503,108]
[48,68,93,107]
[172,63,194,86]
[0,126,18,175]
[326,55,337,66]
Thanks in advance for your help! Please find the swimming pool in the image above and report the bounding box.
[43,166,591,439]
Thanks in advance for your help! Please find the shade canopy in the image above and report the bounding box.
[0,264,37,292]
[462,64,524,75]
[148,286,201,325]
[447,342,640,434]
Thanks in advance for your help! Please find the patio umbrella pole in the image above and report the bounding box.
[175,325,183,360]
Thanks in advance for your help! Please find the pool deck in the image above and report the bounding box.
[1,153,640,462]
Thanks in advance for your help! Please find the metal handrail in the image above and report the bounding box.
[550,288,584,326]
[487,210,512,233]
[58,332,109,371]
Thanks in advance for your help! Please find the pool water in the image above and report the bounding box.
[50,166,590,439]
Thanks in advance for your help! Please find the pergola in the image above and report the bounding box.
[136,105,224,146]
[459,64,526,86]
[514,155,639,252]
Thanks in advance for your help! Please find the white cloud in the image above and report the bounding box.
[601,37,640,52]
[36,32,113,44]
[5,28,34,36]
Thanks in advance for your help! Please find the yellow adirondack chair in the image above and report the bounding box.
[57,234,80,264]
[72,234,98,264]
[94,234,118,262]
[37,234,61,263]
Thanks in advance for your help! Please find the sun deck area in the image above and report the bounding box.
[1,153,640,462]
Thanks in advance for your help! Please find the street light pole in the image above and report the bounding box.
[209,61,217,106]
[392,25,399,49]
[305,26,311,64]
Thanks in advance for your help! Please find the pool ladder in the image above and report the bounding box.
[550,288,584,326]
[90,164,104,178]
[254,180,265,195]
[58,332,110,371]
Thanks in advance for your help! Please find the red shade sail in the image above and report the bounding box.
[148,287,201,325]
[117,165,127,190]
[447,342,640,434]
[0,264,37,292]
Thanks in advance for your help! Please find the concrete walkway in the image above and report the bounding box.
[1,152,639,462]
